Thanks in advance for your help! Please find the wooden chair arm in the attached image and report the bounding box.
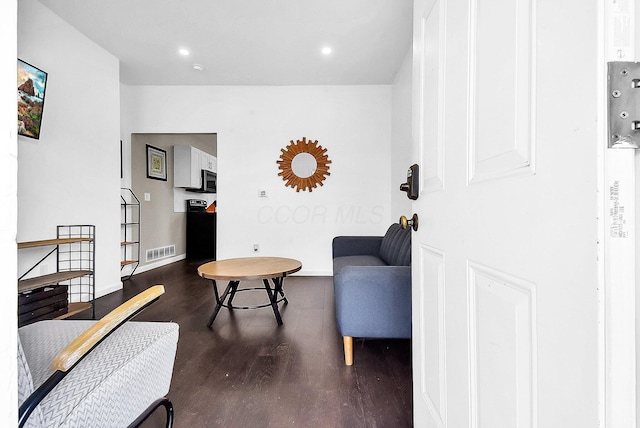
[51,285,165,372]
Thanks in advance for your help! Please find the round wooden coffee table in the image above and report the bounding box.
[197,257,302,326]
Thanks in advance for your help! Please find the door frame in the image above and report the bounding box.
[599,1,637,426]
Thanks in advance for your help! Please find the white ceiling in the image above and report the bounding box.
[36,0,413,86]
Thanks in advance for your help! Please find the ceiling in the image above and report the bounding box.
[36,0,413,86]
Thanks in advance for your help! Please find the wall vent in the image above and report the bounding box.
[146,245,176,262]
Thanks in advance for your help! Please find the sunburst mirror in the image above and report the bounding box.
[277,137,331,192]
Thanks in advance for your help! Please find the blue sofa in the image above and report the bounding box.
[332,223,412,365]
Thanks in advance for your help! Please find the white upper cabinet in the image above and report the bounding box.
[201,151,216,173]
[174,145,216,188]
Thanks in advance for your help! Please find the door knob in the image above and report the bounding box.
[399,214,419,231]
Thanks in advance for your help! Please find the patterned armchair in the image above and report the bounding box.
[18,286,179,428]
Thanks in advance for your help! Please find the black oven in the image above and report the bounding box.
[186,199,216,261]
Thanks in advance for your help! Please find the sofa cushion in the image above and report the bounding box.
[333,265,412,339]
[333,255,387,276]
[378,223,411,266]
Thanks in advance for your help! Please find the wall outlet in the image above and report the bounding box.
[144,193,151,201]
[253,244,259,252]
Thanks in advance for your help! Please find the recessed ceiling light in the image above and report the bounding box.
[321,46,332,55]
[193,64,205,71]
[179,48,190,56]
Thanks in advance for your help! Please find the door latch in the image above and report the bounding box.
[400,164,419,200]
[608,61,640,149]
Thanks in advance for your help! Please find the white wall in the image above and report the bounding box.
[391,49,413,222]
[1,0,18,424]
[17,0,122,298]
[121,85,392,274]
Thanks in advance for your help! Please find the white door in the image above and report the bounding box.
[410,0,606,426]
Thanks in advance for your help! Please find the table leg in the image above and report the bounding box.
[272,276,288,304]
[263,279,283,325]
[208,280,235,327]
[212,280,220,303]
[227,281,240,306]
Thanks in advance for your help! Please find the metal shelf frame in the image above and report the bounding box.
[121,188,141,280]
[17,225,95,326]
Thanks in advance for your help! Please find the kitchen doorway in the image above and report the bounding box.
[124,133,217,275]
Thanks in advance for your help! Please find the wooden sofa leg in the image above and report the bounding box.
[343,336,353,366]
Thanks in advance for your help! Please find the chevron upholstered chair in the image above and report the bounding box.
[17,286,179,428]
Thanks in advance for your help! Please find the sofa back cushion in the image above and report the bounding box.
[379,223,411,266]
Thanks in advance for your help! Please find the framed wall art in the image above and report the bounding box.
[146,144,167,181]
[17,59,48,139]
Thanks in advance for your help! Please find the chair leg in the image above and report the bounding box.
[343,336,353,366]
[127,397,174,428]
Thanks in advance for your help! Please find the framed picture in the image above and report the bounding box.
[146,144,167,181]
[17,59,48,139]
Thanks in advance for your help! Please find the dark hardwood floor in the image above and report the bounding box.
[92,260,412,427]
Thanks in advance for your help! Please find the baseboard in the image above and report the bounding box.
[121,255,328,278]
[130,253,187,276]
[295,269,332,276]
[96,281,124,299]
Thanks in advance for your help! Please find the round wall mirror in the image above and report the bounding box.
[277,137,331,192]
[291,152,318,178]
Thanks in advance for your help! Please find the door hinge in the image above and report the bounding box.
[608,61,640,149]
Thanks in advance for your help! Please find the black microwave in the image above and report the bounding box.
[188,169,216,193]
[201,169,216,193]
